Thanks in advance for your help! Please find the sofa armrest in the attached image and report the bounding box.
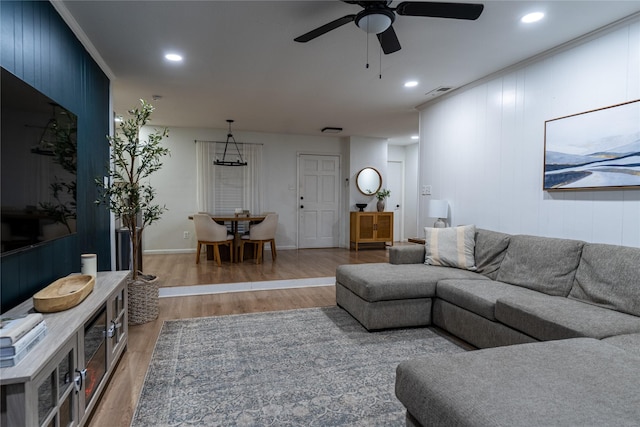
[390,245,425,264]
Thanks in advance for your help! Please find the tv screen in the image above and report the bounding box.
[1,67,78,255]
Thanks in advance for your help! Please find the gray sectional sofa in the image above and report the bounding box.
[335,227,640,426]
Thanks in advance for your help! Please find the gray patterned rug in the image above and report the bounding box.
[131,306,465,426]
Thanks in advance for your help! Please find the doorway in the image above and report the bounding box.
[387,160,404,242]
[298,154,340,248]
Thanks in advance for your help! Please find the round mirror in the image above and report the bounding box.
[356,167,382,196]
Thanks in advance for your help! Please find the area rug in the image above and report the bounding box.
[131,306,465,426]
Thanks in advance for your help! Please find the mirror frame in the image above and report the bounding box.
[355,167,382,196]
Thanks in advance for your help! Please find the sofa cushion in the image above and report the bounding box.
[424,225,476,270]
[473,229,511,279]
[495,235,584,296]
[569,243,640,317]
[495,294,640,340]
[433,299,538,349]
[336,284,433,331]
[396,338,640,427]
[336,263,487,303]
[602,333,640,358]
[389,245,425,265]
[436,279,541,321]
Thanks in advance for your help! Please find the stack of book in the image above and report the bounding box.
[0,313,47,368]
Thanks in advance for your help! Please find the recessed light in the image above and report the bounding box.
[164,53,183,62]
[411,135,419,140]
[404,81,419,88]
[521,12,544,23]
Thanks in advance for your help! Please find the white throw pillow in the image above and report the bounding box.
[424,225,477,270]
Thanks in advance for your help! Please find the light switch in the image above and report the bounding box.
[422,185,432,195]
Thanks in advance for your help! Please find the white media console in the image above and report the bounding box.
[1,271,129,426]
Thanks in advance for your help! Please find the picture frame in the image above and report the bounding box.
[543,99,640,191]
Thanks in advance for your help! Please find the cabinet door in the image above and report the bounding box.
[375,213,393,241]
[107,287,127,366]
[358,213,376,241]
[78,307,107,421]
[32,339,78,427]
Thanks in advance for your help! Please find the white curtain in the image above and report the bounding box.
[196,140,263,216]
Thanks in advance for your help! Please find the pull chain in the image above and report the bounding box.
[379,44,382,79]
[365,26,370,69]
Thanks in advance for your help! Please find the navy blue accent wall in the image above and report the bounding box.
[1,1,111,312]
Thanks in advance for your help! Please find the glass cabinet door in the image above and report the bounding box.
[35,342,77,427]
[37,371,55,426]
[57,350,75,427]
[82,308,107,406]
[109,288,126,349]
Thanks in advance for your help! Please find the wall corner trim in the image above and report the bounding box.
[49,0,116,80]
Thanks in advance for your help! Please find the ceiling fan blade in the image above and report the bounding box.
[395,2,484,20]
[294,15,356,43]
[377,25,401,54]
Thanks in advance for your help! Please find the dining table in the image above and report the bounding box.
[188,214,266,262]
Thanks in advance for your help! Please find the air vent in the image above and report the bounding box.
[424,86,454,98]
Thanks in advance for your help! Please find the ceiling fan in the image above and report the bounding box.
[294,1,484,54]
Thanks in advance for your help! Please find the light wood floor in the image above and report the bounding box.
[145,247,390,287]
[87,247,392,427]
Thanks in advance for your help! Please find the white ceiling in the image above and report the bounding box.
[58,1,640,145]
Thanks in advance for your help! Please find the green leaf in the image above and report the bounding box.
[94,99,170,279]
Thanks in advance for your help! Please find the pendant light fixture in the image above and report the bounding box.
[214,119,247,166]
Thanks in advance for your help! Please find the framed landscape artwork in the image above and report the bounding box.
[543,99,640,191]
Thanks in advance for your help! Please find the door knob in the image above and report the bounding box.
[300,205,304,209]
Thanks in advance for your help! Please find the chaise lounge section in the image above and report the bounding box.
[396,336,640,427]
[335,226,640,426]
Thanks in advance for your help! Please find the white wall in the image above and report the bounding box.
[349,136,388,211]
[406,143,419,239]
[140,126,346,253]
[338,136,388,247]
[418,18,640,247]
[388,143,420,240]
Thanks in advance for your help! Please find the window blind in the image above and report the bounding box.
[196,140,263,234]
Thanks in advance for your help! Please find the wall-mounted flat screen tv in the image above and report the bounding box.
[1,67,78,255]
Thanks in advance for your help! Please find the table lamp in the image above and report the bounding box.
[427,199,449,228]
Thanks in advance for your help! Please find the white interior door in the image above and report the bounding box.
[298,154,340,248]
[387,160,403,242]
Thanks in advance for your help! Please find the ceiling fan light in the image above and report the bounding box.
[356,12,393,34]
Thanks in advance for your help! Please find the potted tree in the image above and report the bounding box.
[96,99,169,324]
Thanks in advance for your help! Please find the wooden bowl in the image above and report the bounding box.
[33,275,95,313]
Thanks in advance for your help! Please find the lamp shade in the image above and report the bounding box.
[356,11,393,34]
[427,199,448,219]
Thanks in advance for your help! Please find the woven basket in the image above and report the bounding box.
[128,277,159,325]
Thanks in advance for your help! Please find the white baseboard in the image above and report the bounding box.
[144,249,195,255]
[159,276,336,298]
[144,245,298,255]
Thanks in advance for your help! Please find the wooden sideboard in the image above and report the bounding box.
[0,271,129,427]
[350,211,394,251]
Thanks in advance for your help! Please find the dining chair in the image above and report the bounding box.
[240,213,278,264]
[193,214,234,266]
